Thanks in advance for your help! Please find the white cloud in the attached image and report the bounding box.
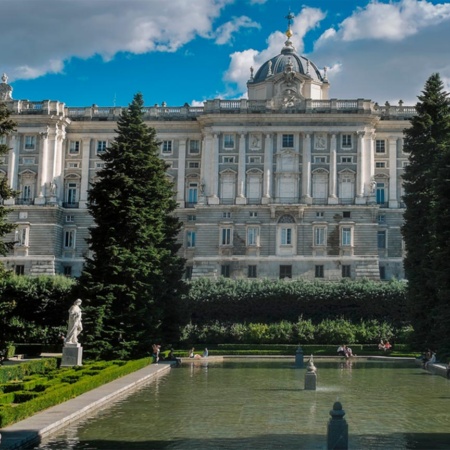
[214,16,261,45]
[312,0,450,103]
[338,0,450,41]
[223,0,450,104]
[223,7,325,93]
[0,0,233,81]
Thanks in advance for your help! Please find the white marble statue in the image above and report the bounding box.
[65,299,83,344]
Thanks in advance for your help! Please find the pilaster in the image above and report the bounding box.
[177,139,187,207]
[328,133,338,204]
[388,136,399,208]
[301,133,312,204]
[262,133,273,204]
[236,133,247,204]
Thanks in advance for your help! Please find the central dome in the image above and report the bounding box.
[250,41,324,85]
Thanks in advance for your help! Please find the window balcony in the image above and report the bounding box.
[274,197,299,204]
[16,198,34,205]
[185,202,197,208]
[63,202,79,209]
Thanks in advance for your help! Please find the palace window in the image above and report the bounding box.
[189,140,200,154]
[221,264,231,278]
[315,265,324,278]
[186,230,196,248]
[342,265,351,278]
[341,156,353,163]
[161,140,173,154]
[64,229,76,249]
[223,134,235,149]
[188,162,200,168]
[280,228,292,245]
[341,227,352,246]
[248,265,257,278]
[314,226,326,246]
[247,227,260,246]
[341,134,352,148]
[24,136,36,150]
[220,227,232,246]
[69,141,80,154]
[279,265,292,279]
[16,227,29,247]
[96,140,107,154]
[222,156,235,164]
[378,230,386,249]
[282,134,294,148]
[376,161,386,168]
[376,140,386,153]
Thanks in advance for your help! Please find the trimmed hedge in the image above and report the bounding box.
[185,278,408,326]
[0,358,152,428]
[0,358,57,384]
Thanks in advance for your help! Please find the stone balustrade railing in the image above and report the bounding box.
[6,97,417,120]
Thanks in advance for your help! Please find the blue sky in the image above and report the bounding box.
[2,0,450,107]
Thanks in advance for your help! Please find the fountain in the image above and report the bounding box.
[31,358,450,449]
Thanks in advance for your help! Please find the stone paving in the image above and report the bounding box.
[0,362,172,450]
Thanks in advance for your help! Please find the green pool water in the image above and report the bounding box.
[33,358,450,449]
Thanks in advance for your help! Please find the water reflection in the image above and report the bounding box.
[33,359,450,450]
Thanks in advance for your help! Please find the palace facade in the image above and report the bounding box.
[0,32,415,281]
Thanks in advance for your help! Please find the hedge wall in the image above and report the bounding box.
[185,278,408,326]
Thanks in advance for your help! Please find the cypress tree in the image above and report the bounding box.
[78,93,186,359]
[402,73,450,348]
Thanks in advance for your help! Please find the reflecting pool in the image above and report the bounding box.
[33,358,450,449]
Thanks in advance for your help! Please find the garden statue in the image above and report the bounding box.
[65,299,83,345]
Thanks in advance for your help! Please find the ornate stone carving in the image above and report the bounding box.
[0,73,13,101]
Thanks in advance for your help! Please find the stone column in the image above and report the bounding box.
[355,131,366,204]
[36,132,49,201]
[236,133,246,204]
[4,134,18,205]
[388,136,399,208]
[301,133,312,204]
[328,133,338,204]
[208,133,219,204]
[262,133,273,204]
[79,138,91,208]
[198,135,207,205]
[177,139,187,207]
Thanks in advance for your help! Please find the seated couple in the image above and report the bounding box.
[337,345,354,358]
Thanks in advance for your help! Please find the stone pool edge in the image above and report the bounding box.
[0,362,172,450]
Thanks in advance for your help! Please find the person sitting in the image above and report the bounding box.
[345,346,354,358]
[378,339,385,350]
[202,348,209,358]
[337,345,346,357]
[384,341,392,351]
[424,351,436,369]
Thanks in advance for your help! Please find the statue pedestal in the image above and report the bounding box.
[61,343,83,367]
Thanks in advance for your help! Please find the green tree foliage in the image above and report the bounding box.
[78,93,186,360]
[402,73,450,349]
[0,102,17,265]
[0,275,74,352]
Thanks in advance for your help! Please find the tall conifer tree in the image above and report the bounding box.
[79,93,186,359]
[402,73,450,347]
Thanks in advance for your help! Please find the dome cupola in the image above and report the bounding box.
[247,12,329,107]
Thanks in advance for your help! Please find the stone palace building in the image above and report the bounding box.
[0,24,415,281]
